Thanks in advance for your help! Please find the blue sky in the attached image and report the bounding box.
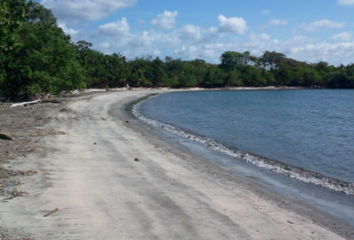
[37,0,354,65]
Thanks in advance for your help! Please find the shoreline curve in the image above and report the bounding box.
[0,90,352,239]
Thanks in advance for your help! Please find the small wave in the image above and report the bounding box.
[132,96,354,196]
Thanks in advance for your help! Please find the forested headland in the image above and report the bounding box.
[1,0,354,100]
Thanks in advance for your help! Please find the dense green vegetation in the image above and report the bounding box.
[1,1,354,99]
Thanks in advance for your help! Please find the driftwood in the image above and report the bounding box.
[43,208,59,217]
[10,99,41,108]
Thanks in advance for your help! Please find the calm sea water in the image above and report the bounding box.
[135,89,354,195]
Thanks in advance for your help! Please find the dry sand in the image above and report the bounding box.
[0,90,349,239]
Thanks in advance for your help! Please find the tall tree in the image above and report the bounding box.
[151,57,168,86]
[201,67,224,87]
[1,1,86,99]
[0,0,28,95]
[220,51,253,71]
[260,51,286,71]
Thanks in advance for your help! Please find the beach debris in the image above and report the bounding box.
[134,157,140,162]
[43,208,59,217]
[287,220,294,224]
[3,188,29,200]
[42,99,63,104]
[93,142,97,145]
[10,99,41,108]
[126,120,129,123]
[19,170,38,176]
[59,108,68,112]
[0,133,12,141]
[10,190,28,198]
[101,117,106,121]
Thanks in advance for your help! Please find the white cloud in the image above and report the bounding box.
[199,27,220,43]
[258,33,272,41]
[98,35,164,59]
[240,33,279,56]
[95,25,354,65]
[175,25,220,44]
[58,23,79,36]
[338,0,354,5]
[289,41,354,63]
[261,10,270,15]
[41,0,137,21]
[250,35,354,64]
[173,43,223,61]
[246,33,272,44]
[98,41,111,49]
[331,32,353,41]
[96,28,180,56]
[301,20,346,32]
[175,15,248,44]
[150,10,178,30]
[217,15,247,35]
[98,18,130,37]
[84,8,353,66]
[57,22,87,42]
[203,33,354,65]
[268,19,288,25]
[129,31,157,48]
[177,24,202,40]
[127,30,180,49]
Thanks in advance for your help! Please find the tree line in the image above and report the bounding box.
[1,0,354,100]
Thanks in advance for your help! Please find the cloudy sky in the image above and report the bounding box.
[37,0,354,65]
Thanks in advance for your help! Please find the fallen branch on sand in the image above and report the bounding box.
[10,100,41,108]
[43,208,59,217]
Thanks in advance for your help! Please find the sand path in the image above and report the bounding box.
[0,90,345,239]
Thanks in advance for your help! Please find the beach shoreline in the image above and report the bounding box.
[126,90,354,237]
[0,89,352,239]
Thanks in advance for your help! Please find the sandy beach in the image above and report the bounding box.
[0,90,351,239]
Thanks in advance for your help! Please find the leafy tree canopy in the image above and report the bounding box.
[1,0,85,100]
[1,0,354,100]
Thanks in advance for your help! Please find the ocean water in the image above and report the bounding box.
[133,89,354,196]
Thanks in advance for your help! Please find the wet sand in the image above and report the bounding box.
[0,90,350,239]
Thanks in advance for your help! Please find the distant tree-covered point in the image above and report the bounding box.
[1,1,354,100]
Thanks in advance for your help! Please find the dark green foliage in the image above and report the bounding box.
[151,57,168,86]
[1,0,353,98]
[1,0,85,99]
[241,66,266,86]
[260,51,286,71]
[223,70,242,86]
[83,50,354,89]
[13,3,86,95]
[201,67,225,88]
[220,51,257,71]
[74,42,129,88]
[326,67,354,88]
[0,0,28,92]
